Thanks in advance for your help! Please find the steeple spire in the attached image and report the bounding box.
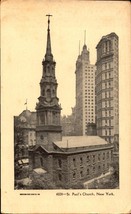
[79,40,81,55]
[84,30,86,45]
[45,14,53,61]
[36,15,62,147]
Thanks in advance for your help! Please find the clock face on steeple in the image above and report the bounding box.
[46,97,51,102]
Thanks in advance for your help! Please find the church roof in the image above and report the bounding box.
[54,136,108,149]
[17,110,36,128]
[34,168,47,174]
[30,136,113,155]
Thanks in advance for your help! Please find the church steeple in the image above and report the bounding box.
[45,14,53,61]
[36,15,62,149]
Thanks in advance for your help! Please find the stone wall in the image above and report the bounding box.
[53,155,69,188]
[52,148,113,188]
[29,146,113,188]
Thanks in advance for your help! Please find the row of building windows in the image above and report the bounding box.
[58,162,109,182]
[86,113,94,115]
[85,97,94,100]
[97,117,112,124]
[85,108,94,112]
[85,81,94,85]
[97,128,113,136]
[85,99,94,102]
[104,129,112,136]
[85,103,94,106]
[85,90,94,94]
[102,41,112,53]
[85,93,94,97]
[85,72,94,76]
[85,119,94,122]
[102,62,113,71]
[97,110,113,118]
[73,163,109,179]
[85,89,94,93]
[96,71,113,85]
[102,81,112,89]
[85,66,95,70]
[102,100,113,108]
[85,110,94,113]
[97,91,113,101]
[57,152,110,169]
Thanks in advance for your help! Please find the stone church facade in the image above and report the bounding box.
[29,136,113,188]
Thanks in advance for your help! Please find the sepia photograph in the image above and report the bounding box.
[14,4,119,191]
[1,0,131,213]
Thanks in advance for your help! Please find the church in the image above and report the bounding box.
[29,15,114,189]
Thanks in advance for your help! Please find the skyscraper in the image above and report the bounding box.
[35,15,62,150]
[75,42,96,135]
[95,33,119,146]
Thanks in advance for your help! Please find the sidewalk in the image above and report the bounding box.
[83,171,111,188]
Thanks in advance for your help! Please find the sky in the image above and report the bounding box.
[1,0,130,116]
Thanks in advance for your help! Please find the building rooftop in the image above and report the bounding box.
[34,168,47,174]
[96,32,118,48]
[54,136,108,149]
[16,110,37,128]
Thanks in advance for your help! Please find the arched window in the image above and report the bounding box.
[40,135,44,140]
[73,172,76,179]
[80,157,83,166]
[42,89,45,96]
[46,65,50,73]
[30,139,33,146]
[58,174,62,181]
[58,159,62,168]
[80,171,83,178]
[40,113,45,123]
[52,89,55,96]
[73,158,76,167]
[46,89,51,98]
[40,157,43,167]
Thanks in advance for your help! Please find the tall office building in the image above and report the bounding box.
[75,43,96,135]
[95,33,119,146]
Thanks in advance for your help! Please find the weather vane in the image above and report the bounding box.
[46,14,52,29]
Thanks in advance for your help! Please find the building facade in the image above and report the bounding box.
[29,18,114,189]
[75,44,96,135]
[86,123,97,136]
[29,136,114,188]
[61,107,76,136]
[18,110,36,147]
[14,110,36,161]
[95,33,119,146]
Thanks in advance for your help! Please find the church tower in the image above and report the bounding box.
[36,15,62,150]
